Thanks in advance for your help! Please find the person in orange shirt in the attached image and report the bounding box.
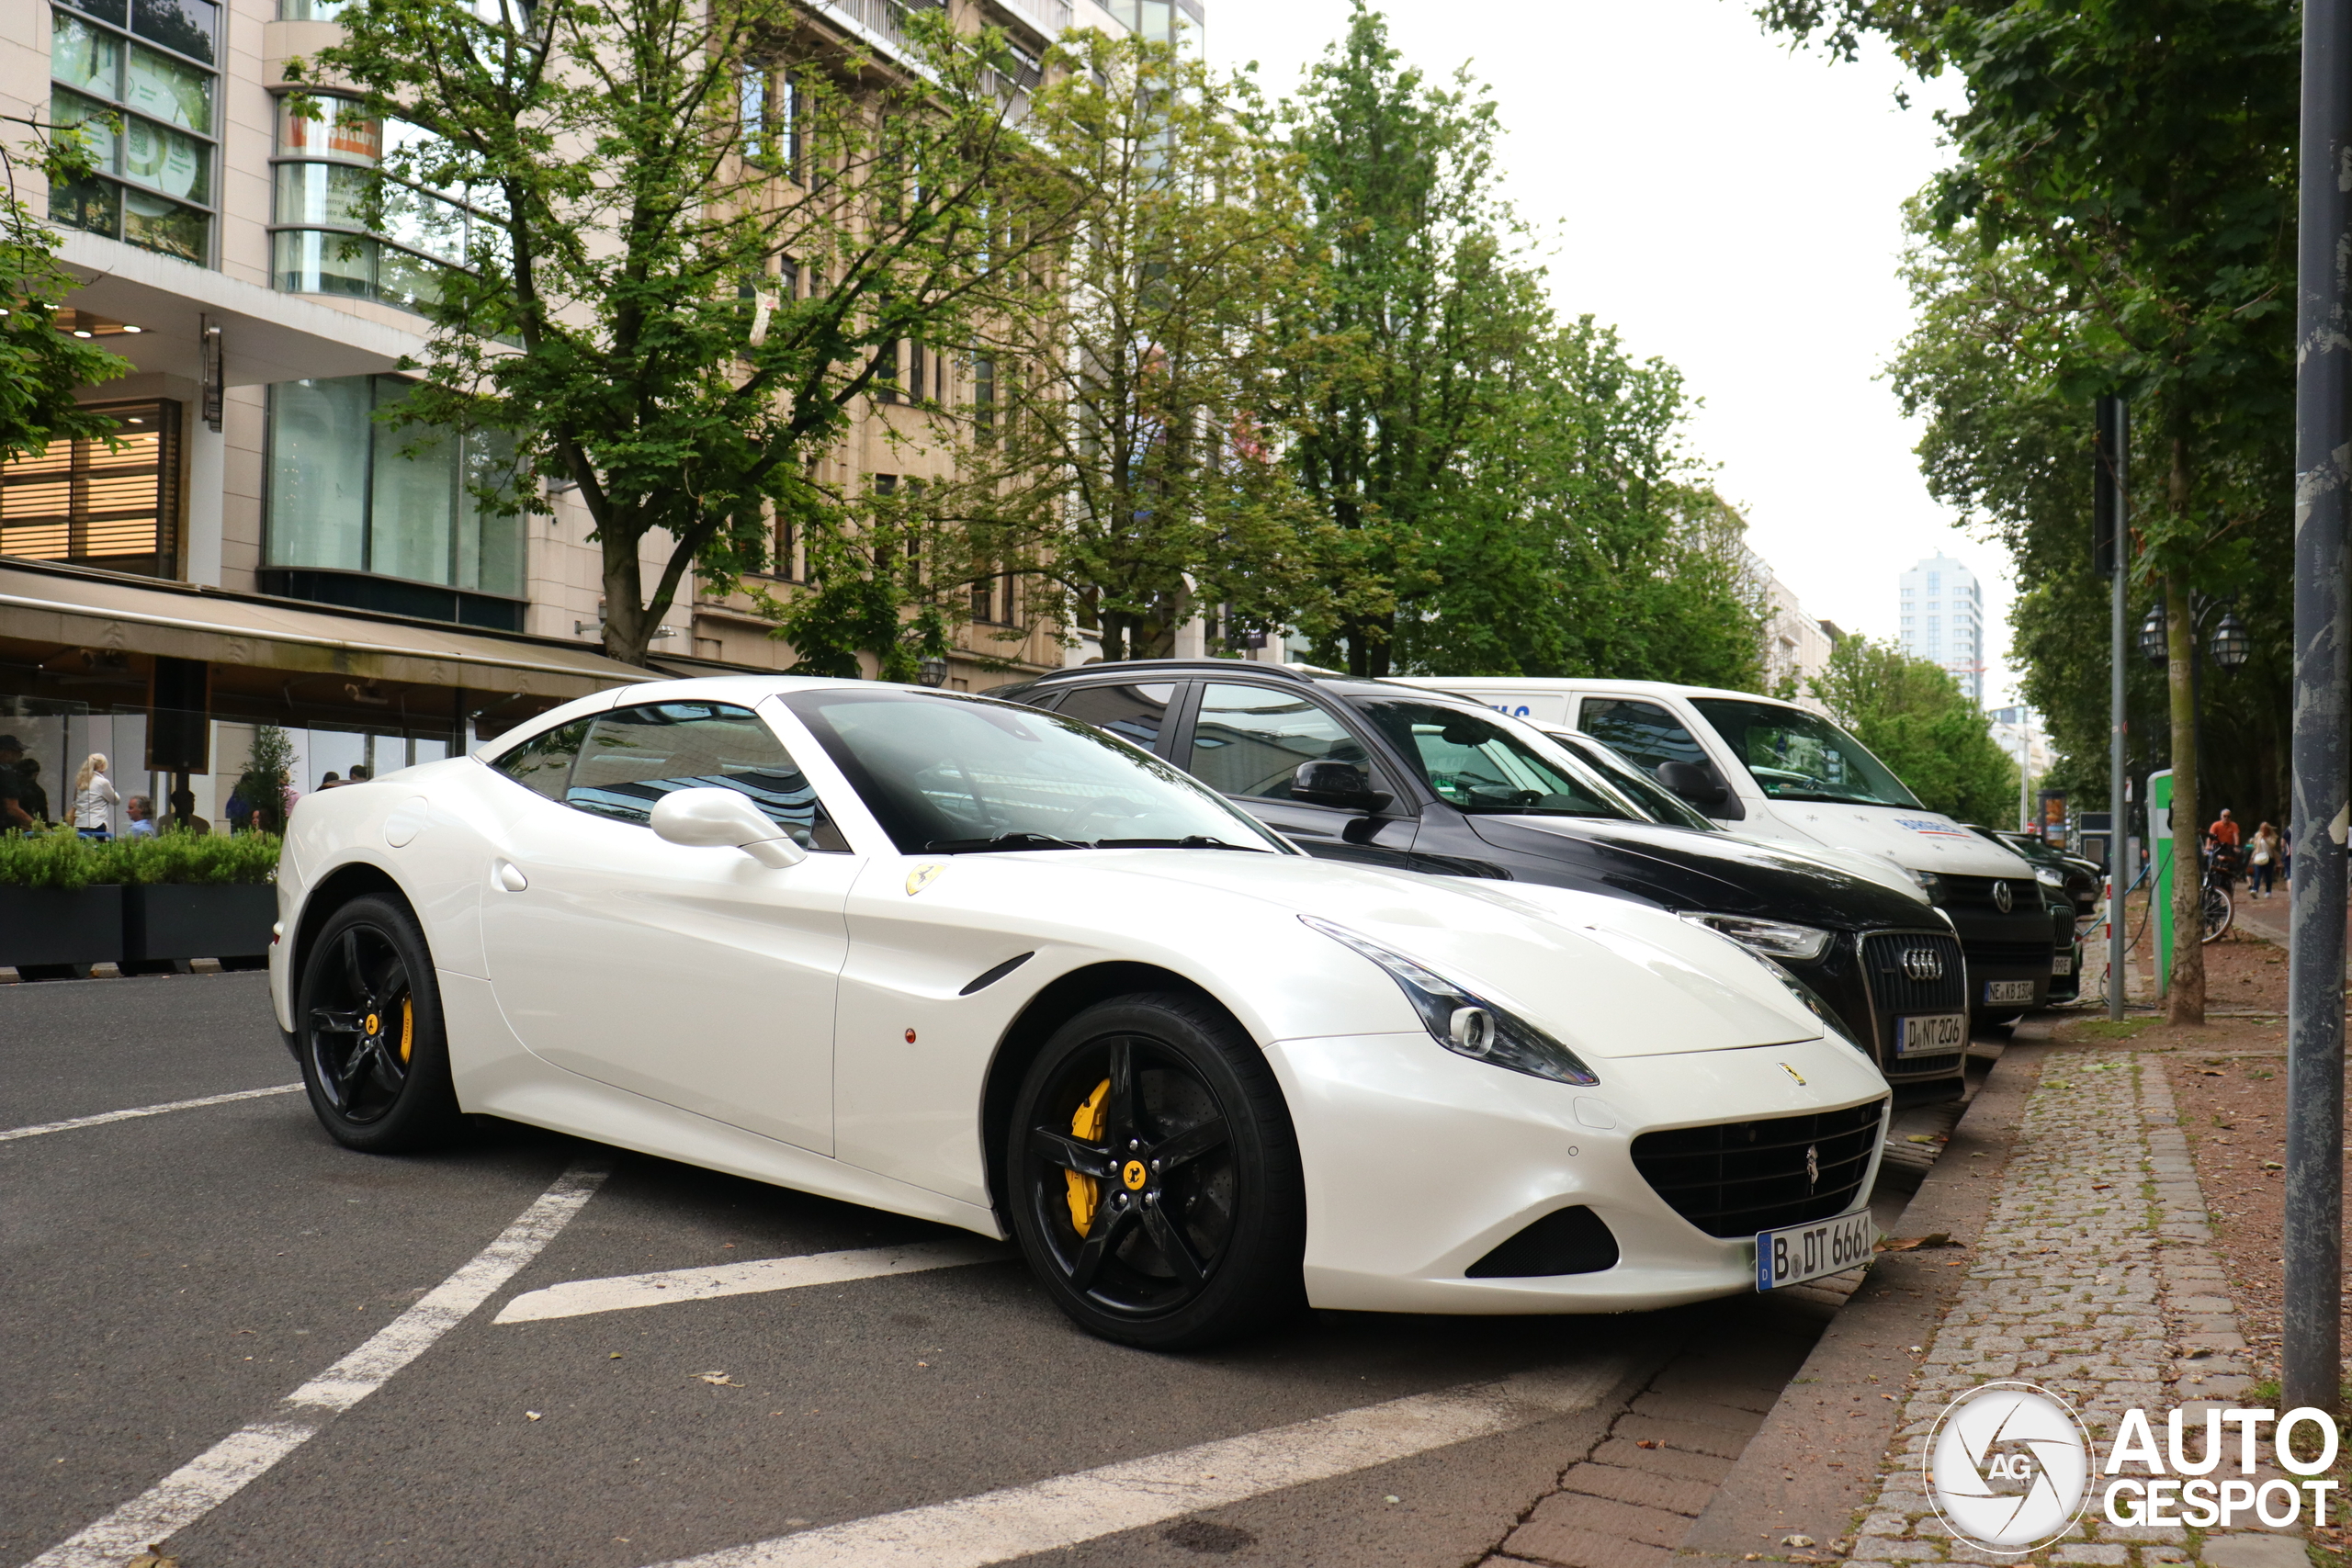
[2210,808,2240,848]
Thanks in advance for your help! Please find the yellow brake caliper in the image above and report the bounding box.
[397,995,413,1064]
[1065,1078,1111,1235]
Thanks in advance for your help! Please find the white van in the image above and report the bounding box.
[1392,677,2059,1019]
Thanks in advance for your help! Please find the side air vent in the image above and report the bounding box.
[1464,1205,1620,1278]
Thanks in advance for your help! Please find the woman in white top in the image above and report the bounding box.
[74,752,120,840]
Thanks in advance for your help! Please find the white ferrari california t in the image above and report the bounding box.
[268,676,1888,1348]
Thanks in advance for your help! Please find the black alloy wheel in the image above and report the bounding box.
[1008,994,1305,1350]
[298,895,459,1152]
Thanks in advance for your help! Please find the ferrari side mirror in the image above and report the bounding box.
[650,787,808,868]
[1291,760,1393,815]
[1656,761,1726,806]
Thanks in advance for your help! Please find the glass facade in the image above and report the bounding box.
[271,97,505,313]
[266,376,524,601]
[48,0,219,262]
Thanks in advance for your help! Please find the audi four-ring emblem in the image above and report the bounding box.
[1903,947,1945,982]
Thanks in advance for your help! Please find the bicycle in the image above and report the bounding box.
[2199,845,2239,944]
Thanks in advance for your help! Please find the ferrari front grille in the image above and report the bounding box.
[1629,1100,1885,1238]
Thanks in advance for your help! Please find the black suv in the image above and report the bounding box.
[992,660,1973,1104]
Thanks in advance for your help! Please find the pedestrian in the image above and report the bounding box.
[316,770,342,790]
[167,787,211,835]
[124,795,156,838]
[2248,821,2281,898]
[73,753,119,840]
[2283,824,2293,886]
[347,764,370,784]
[17,756,51,827]
[223,785,249,832]
[0,735,31,831]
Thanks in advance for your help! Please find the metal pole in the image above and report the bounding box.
[2101,397,2131,1022]
[2285,0,2351,1419]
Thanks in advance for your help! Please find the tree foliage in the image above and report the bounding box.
[305,0,1083,667]
[1806,635,2020,824]
[930,28,1347,663]
[1761,0,2299,1021]
[1,114,131,464]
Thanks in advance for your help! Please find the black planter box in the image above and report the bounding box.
[0,886,124,968]
[125,884,277,963]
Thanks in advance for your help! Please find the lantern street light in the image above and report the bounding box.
[2140,604,2168,663]
[917,657,949,688]
[2210,611,2252,669]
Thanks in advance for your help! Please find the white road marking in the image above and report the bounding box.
[650,1360,1628,1568]
[21,1161,610,1568]
[492,1238,1012,1325]
[0,1083,304,1143]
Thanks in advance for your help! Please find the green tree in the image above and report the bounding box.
[1759,0,2298,1022]
[305,0,1084,668]
[2,114,132,462]
[1277,2,1548,676]
[1806,636,2020,823]
[1387,317,1766,688]
[233,724,297,836]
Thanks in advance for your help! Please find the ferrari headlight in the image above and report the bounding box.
[1770,966,1872,1059]
[1301,915,1599,1087]
[1680,912,1832,964]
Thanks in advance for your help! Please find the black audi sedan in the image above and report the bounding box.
[991,660,1973,1105]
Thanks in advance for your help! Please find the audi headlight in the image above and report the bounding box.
[1301,915,1599,1087]
[1681,912,1833,964]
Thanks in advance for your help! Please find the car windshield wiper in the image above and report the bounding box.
[1766,790,1899,807]
[1093,835,1272,852]
[923,832,1086,853]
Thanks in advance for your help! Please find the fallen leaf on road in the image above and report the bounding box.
[609,1352,623,1359]
[1905,1134,1942,1145]
[526,1411,543,1421]
[1878,1234,1961,1252]
[1783,1534,1815,1547]
[697,1371,737,1386]
[127,1549,176,1568]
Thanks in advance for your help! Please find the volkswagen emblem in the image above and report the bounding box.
[1805,1144,1820,1190]
[1992,880,2013,914]
[1902,946,1945,983]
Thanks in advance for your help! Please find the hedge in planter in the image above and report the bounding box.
[0,829,281,967]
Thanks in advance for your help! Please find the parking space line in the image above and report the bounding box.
[21,1160,611,1568]
[648,1360,1628,1568]
[0,1083,303,1143]
[492,1238,1012,1325]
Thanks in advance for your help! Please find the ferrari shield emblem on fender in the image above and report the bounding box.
[1780,1063,1807,1087]
[906,863,944,896]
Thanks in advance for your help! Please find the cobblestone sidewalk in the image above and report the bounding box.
[1849,1051,2307,1568]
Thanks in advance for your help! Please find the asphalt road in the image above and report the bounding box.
[3,971,1870,1568]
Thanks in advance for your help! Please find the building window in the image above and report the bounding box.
[876,341,900,403]
[271,96,505,314]
[48,0,219,264]
[973,355,995,439]
[266,376,524,619]
[0,400,180,577]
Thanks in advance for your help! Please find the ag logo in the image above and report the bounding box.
[1926,1382,2091,1553]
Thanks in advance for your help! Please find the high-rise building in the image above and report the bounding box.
[3,0,1155,825]
[1897,552,1985,704]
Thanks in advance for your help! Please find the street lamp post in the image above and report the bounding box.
[2286,0,2351,1418]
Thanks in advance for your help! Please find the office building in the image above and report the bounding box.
[1,0,1192,827]
[1897,551,1985,704]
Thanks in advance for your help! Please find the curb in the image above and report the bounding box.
[1674,1039,2052,1564]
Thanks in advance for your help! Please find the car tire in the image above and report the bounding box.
[296,894,460,1153]
[1006,993,1306,1350]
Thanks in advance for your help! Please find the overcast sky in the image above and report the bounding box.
[1204,1,2018,704]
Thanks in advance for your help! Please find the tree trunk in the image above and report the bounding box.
[2164,568,2206,1024]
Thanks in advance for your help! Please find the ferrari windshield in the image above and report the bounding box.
[1690,698,1921,809]
[784,689,1291,854]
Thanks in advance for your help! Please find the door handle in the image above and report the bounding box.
[493,860,528,892]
